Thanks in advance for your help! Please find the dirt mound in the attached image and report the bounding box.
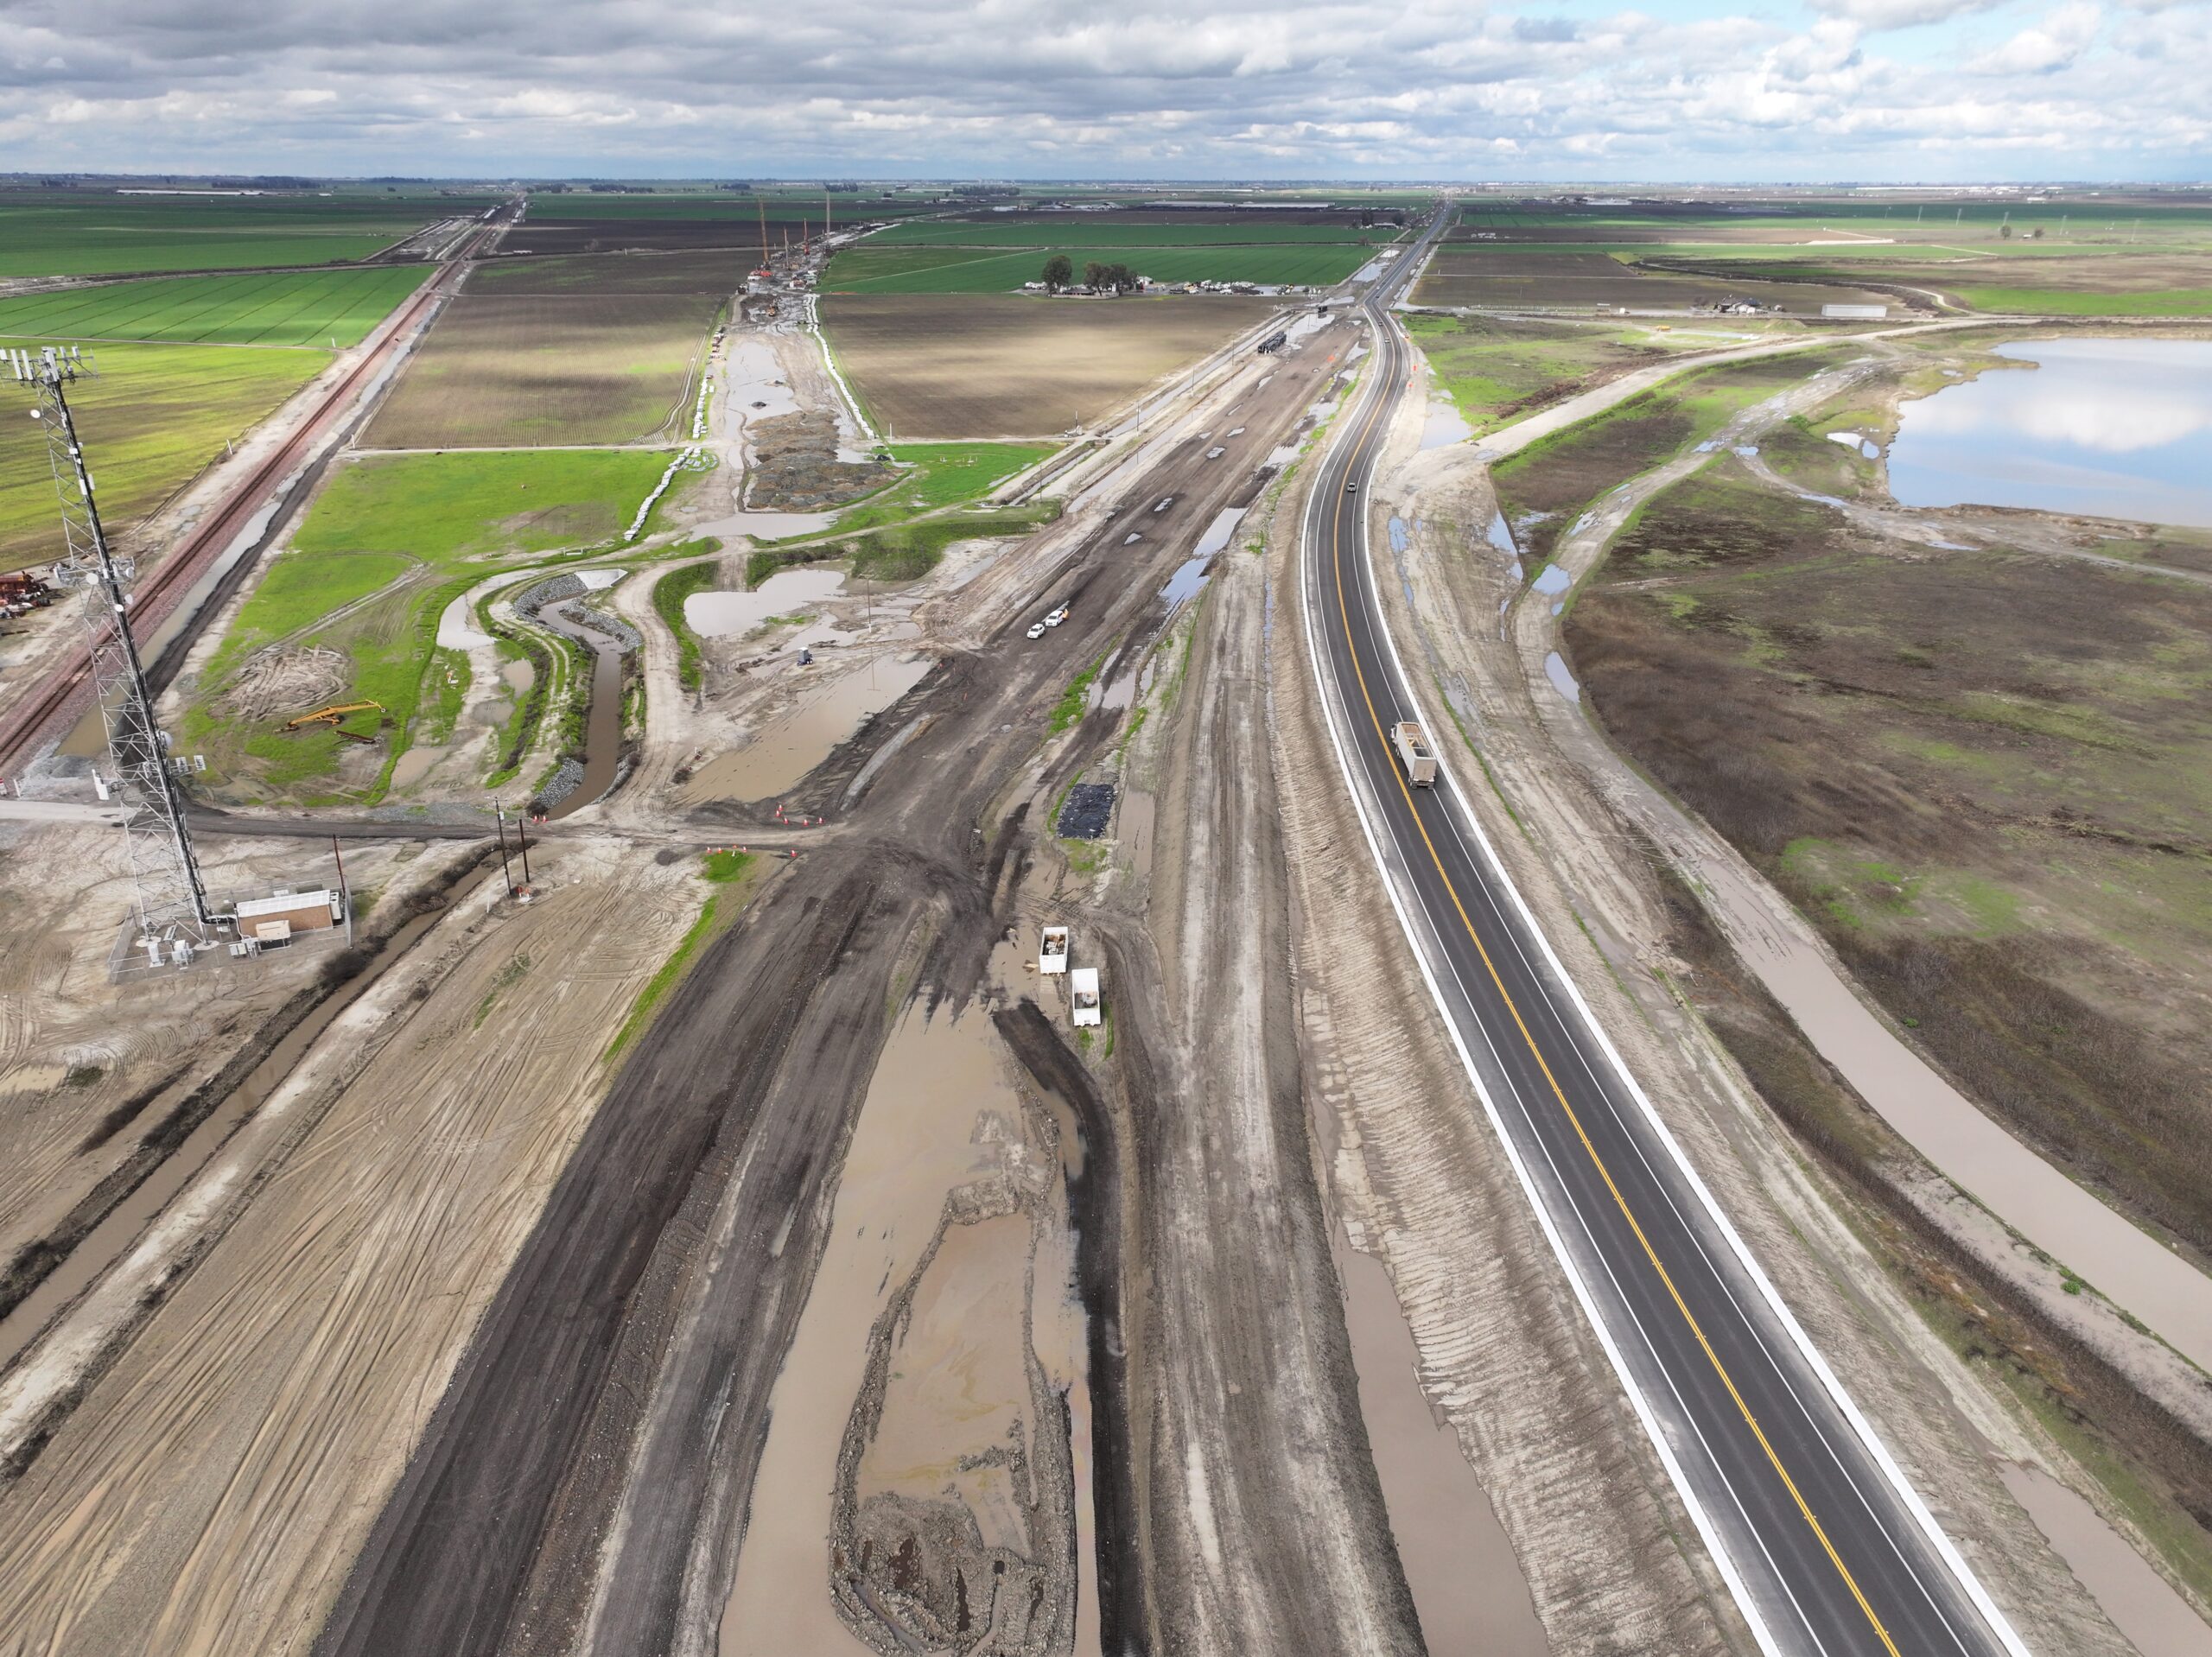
[219,645,350,724]
[747,411,894,511]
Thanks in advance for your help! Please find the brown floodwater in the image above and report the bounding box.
[681,655,931,806]
[719,1004,1096,1657]
[537,606,626,822]
[1999,1463,2212,1657]
[1337,1242,1550,1656]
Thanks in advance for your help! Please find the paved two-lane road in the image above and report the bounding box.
[1301,216,2029,1657]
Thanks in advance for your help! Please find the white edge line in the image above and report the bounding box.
[1294,370,1788,1657]
[1360,317,2034,1657]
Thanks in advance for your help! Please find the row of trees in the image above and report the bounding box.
[1040,255,1141,295]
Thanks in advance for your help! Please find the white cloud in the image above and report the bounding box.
[0,0,2202,177]
[1967,2,2105,73]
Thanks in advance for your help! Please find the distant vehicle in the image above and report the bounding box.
[1070,966,1103,1027]
[1344,480,1358,493]
[1027,622,1046,639]
[798,649,813,665]
[1045,606,1069,627]
[1039,924,1069,975]
[1391,721,1438,786]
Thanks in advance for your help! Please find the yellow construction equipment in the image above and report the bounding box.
[281,700,385,743]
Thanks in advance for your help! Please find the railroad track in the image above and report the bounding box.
[0,231,496,776]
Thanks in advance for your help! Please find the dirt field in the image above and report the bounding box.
[0,837,709,1656]
[364,291,722,448]
[473,250,752,296]
[822,294,1275,438]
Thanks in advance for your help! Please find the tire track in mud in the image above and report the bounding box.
[315,863,880,1657]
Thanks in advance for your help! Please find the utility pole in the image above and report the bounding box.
[495,803,516,896]
[5,345,226,960]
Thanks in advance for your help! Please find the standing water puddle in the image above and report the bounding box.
[718,1004,1096,1657]
[1338,1245,1549,1657]
[686,567,847,638]
[537,606,627,821]
[682,654,931,803]
[2000,1463,2212,1657]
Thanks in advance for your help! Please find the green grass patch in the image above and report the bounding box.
[1946,285,2212,316]
[865,219,1386,248]
[604,854,756,1060]
[296,449,670,561]
[0,191,463,279]
[0,337,327,572]
[0,265,427,348]
[832,441,1055,533]
[652,543,724,694]
[1052,655,1105,733]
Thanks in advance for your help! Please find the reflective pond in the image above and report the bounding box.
[1887,338,2212,528]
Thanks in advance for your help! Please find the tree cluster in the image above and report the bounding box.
[1039,255,1140,295]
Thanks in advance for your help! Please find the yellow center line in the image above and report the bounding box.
[1325,320,1901,1657]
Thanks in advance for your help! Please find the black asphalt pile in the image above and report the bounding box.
[1056,782,1116,840]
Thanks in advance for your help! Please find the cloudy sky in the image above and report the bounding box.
[3,0,2207,181]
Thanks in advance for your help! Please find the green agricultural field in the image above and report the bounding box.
[0,190,461,278]
[0,337,327,572]
[864,219,1389,247]
[186,448,670,801]
[826,242,1369,293]
[832,441,1055,533]
[0,266,428,348]
[296,448,671,559]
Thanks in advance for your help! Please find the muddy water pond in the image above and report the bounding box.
[682,654,931,803]
[685,566,848,638]
[1889,339,2212,528]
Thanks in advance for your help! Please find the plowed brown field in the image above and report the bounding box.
[822,294,1274,438]
[365,291,722,448]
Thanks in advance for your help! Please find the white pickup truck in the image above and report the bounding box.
[1070,967,1103,1027]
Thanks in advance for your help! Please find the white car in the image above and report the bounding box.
[1045,606,1069,627]
[1027,622,1047,639]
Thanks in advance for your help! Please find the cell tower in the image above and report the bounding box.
[6,345,229,960]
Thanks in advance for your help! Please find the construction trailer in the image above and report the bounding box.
[1070,967,1103,1028]
[1039,924,1069,975]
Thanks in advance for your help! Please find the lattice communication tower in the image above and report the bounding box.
[6,344,227,957]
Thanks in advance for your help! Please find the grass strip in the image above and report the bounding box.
[1051,654,1105,733]
[651,544,723,694]
[604,852,755,1061]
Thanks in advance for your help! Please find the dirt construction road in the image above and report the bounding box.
[313,308,1429,1657]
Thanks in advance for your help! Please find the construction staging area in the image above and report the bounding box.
[1,181,2211,1657]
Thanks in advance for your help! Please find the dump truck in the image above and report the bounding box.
[1391,721,1437,786]
[1070,967,1102,1028]
[1039,924,1069,975]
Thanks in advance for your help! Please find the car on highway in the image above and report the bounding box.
[1344,480,1358,493]
[1027,621,1047,639]
[1045,606,1070,627]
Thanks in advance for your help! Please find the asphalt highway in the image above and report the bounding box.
[1302,218,2029,1657]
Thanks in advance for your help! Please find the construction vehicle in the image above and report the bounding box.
[281,700,385,744]
[1039,924,1069,975]
[1391,721,1437,786]
[1070,966,1102,1027]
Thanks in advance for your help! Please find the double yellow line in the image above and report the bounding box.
[1324,320,1902,1657]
